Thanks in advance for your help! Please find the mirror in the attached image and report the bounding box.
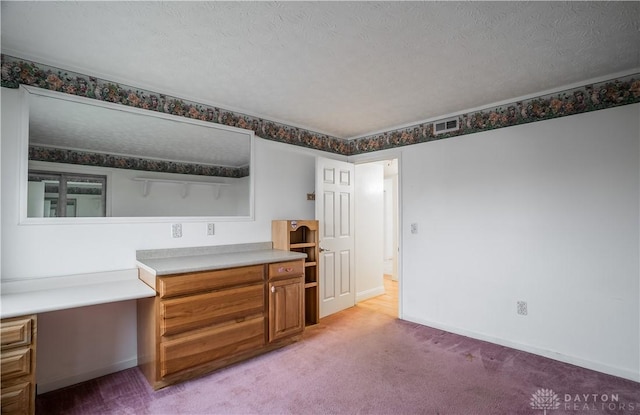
[20,86,254,223]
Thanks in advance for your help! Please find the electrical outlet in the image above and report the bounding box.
[410,223,418,234]
[172,223,182,238]
[207,223,215,236]
[517,301,528,316]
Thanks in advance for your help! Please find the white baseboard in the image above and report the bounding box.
[37,357,138,394]
[402,314,640,383]
[356,285,385,302]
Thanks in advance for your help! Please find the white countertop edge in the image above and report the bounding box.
[1,272,156,319]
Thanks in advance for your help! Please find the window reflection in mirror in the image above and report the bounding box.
[28,171,106,217]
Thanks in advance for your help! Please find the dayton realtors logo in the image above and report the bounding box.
[530,389,560,415]
[530,388,638,413]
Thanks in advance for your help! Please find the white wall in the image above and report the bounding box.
[400,104,640,381]
[1,87,340,391]
[355,162,384,301]
[110,168,249,217]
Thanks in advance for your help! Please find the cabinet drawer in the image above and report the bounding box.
[159,265,264,298]
[1,382,30,415]
[268,260,303,279]
[160,283,264,336]
[160,316,265,378]
[0,348,31,380]
[0,318,32,350]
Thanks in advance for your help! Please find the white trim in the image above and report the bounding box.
[36,357,138,394]
[348,148,402,165]
[402,314,640,383]
[356,285,385,302]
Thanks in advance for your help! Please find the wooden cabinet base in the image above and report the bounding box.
[160,316,265,377]
[1,382,31,415]
[143,333,302,390]
[137,262,305,391]
[1,315,37,415]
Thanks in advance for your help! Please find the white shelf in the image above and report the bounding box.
[132,177,230,198]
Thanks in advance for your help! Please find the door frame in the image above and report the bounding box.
[349,151,403,319]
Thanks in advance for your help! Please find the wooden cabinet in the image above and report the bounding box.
[1,315,37,415]
[268,261,304,342]
[272,220,319,325]
[138,260,305,390]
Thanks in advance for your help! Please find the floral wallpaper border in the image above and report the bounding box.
[29,146,250,178]
[3,54,639,157]
[1,54,348,155]
[349,74,640,155]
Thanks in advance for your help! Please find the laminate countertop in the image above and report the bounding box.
[136,242,306,276]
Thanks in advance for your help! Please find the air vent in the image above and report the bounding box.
[433,118,459,135]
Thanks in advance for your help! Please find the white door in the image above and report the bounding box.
[316,157,355,318]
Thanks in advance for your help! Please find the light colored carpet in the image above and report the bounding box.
[37,305,640,414]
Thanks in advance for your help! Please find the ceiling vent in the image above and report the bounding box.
[433,118,459,135]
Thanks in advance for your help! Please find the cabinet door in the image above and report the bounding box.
[268,277,304,342]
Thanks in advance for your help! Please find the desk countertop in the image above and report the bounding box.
[1,269,156,319]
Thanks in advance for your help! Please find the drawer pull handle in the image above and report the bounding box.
[277,267,293,273]
[271,286,276,293]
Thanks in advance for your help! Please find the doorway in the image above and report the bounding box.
[354,158,400,318]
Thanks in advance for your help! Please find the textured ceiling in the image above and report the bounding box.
[2,1,639,139]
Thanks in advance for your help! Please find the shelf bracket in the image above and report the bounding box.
[132,177,229,199]
[141,180,150,197]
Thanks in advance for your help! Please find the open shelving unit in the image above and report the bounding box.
[271,220,319,326]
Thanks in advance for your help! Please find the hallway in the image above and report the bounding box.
[357,275,398,318]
